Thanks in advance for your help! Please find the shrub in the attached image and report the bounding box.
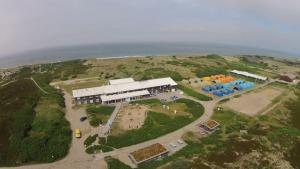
[84,134,98,147]
[85,145,102,154]
[101,145,114,152]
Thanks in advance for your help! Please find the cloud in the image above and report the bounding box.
[0,0,299,57]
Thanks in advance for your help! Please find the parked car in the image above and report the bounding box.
[75,129,81,138]
[170,96,178,101]
[80,116,87,122]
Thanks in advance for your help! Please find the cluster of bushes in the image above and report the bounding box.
[39,60,88,80]
[86,105,115,127]
[84,135,114,154]
[85,145,102,154]
[0,59,90,166]
[166,60,201,67]
[194,66,227,78]
[142,68,183,81]
[177,84,212,101]
[84,134,98,147]
[0,78,72,166]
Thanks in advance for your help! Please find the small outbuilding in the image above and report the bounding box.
[279,73,297,83]
[199,120,220,133]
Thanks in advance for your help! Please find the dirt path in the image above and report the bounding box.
[31,77,48,94]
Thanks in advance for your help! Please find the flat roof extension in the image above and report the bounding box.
[231,70,267,81]
[101,90,150,102]
[108,78,135,85]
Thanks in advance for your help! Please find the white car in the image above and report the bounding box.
[169,143,177,148]
[177,139,184,144]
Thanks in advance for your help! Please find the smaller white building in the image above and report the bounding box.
[108,78,135,85]
[231,70,268,81]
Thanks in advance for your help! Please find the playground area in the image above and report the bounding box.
[117,104,148,130]
[221,87,283,116]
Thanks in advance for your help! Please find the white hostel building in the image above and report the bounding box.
[72,77,177,104]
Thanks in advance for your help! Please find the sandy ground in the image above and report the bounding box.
[118,104,147,130]
[222,87,283,116]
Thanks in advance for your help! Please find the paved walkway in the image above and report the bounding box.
[98,103,122,137]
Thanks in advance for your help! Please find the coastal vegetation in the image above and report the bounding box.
[0,59,88,166]
[142,68,184,81]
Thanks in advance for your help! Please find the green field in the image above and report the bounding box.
[105,157,132,169]
[105,98,204,148]
[177,84,212,101]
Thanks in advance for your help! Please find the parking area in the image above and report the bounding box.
[153,91,183,102]
[164,139,187,155]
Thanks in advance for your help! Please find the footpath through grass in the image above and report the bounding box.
[105,98,204,148]
[177,84,212,101]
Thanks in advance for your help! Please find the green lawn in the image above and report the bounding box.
[177,84,212,101]
[86,105,115,127]
[105,98,204,148]
[105,157,132,169]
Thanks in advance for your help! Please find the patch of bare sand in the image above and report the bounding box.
[223,88,283,116]
[118,104,147,130]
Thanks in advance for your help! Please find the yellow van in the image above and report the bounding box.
[75,128,81,138]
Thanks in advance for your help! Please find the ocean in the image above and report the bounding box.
[0,42,297,69]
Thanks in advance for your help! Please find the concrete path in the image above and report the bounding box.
[98,103,122,137]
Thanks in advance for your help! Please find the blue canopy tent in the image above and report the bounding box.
[213,90,223,96]
[202,86,211,92]
[234,82,254,91]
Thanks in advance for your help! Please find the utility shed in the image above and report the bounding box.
[231,70,268,81]
[280,73,297,83]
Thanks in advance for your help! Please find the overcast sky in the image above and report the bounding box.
[0,0,300,57]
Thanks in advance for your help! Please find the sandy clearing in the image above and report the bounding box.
[117,104,147,130]
[222,88,283,116]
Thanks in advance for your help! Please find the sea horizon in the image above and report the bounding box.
[0,42,298,69]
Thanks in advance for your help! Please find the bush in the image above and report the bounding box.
[84,134,98,147]
[85,145,102,154]
[101,145,114,152]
